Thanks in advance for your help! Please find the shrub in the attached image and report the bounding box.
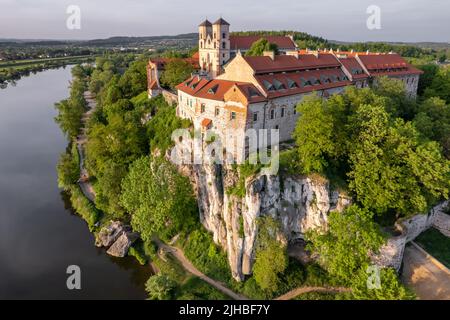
[145,274,177,300]
[69,186,101,231]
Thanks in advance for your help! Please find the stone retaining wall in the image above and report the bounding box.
[373,200,449,271]
[162,90,178,106]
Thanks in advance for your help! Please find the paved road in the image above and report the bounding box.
[402,242,450,300]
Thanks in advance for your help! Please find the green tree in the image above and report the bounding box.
[120,156,197,241]
[145,275,177,300]
[348,104,450,217]
[246,38,279,56]
[413,97,450,158]
[54,78,86,140]
[57,144,80,190]
[252,216,288,293]
[306,205,385,285]
[159,59,194,89]
[294,94,337,173]
[424,67,450,104]
[351,268,415,300]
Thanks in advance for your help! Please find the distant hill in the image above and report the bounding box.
[0,33,198,47]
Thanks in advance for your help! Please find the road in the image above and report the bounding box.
[402,242,450,300]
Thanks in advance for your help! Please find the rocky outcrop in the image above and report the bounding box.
[107,232,139,258]
[180,162,350,281]
[95,221,139,257]
[95,221,130,247]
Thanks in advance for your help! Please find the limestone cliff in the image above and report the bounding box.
[181,163,351,281]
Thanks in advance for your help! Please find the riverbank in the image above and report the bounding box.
[0,55,97,89]
[0,66,151,299]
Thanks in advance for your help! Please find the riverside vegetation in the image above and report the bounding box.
[55,52,449,300]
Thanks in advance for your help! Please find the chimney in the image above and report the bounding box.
[263,51,275,60]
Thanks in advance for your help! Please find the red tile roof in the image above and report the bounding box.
[201,118,212,127]
[337,57,369,80]
[230,35,296,51]
[243,53,340,74]
[177,76,265,103]
[356,53,423,76]
[254,68,351,98]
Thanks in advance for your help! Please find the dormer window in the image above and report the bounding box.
[208,84,219,94]
[273,79,286,90]
[263,80,275,91]
[287,78,298,89]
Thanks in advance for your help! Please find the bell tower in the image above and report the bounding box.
[198,17,230,78]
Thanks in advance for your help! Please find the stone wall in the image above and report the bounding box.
[162,90,178,106]
[431,201,450,237]
[373,200,450,271]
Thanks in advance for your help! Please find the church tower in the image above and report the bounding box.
[198,17,230,78]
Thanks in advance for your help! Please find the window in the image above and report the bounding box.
[263,80,275,91]
[281,108,285,117]
[201,103,205,113]
[253,112,258,122]
[208,84,219,94]
[291,186,296,193]
[270,109,275,119]
[222,32,226,39]
[213,32,216,39]
[287,78,298,89]
[215,107,220,116]
[275,125,279,130]
[293,107,297,115]
[222,42,226,49]
[230,112,236,120]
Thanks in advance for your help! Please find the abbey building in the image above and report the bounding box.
[148,17,423,160]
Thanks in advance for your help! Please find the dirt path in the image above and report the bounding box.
[275,286,351,300]
[154,239,249,300]
[402,242,450,300]
[76,91,97,201]
[155,239,349,301]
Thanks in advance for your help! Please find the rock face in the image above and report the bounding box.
[95,221,129,247]
[95,221,139,257]
[182,163,350,281]
[107,232,139,258]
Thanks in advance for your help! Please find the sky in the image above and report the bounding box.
[0,0,449,42]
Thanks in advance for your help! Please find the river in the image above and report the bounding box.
[0,66,152,299]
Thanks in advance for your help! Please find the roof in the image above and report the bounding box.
[230,35,296,50]
[243,53,340,74]
[213,18,230,26]
[148,80,159,90]
[177,76,263,103]
[201,118,212,127]
[357,53,423,76]
[199,20,212,27]
[254,68,352,99]
[337,57,369,80]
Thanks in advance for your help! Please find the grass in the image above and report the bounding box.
[415,228,450,268]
